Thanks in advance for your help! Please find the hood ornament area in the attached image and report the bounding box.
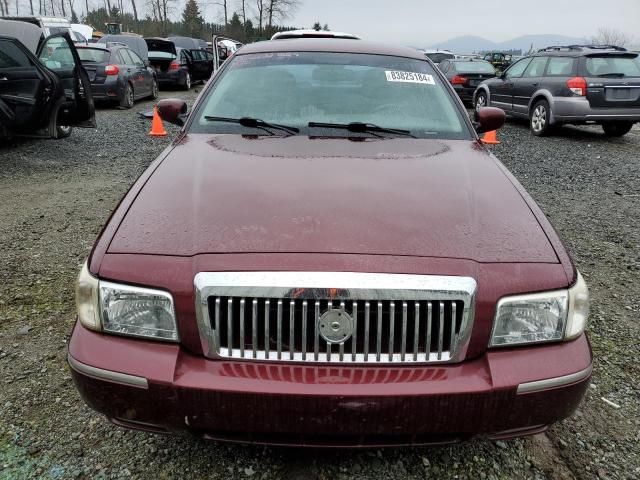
[318,308,354,344]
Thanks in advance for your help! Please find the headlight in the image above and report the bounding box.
[490,272,589,347]
[75,261,179,342]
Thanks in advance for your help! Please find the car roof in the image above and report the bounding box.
[238,38,427,60]
[0,19,42,53]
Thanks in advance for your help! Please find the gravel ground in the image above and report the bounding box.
[0,89,639,480]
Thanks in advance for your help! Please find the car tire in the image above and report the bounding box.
[50,104,72,139]
[182,73,191,90]
[602,121,633,137]
[474,91,488,112]
[120,83,135,109]
[150,78,159,100]
[54,124,72,139]
[530,99,551,136]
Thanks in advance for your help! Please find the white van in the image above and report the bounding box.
[3,16,87,43]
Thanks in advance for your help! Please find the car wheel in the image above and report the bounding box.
[55,124,72,139]
[602,121,633,137]
[150,79,159,100]
[120,83,135,109]
[530,99,551,136]
[475,91,488,112]
[183,73,191,90]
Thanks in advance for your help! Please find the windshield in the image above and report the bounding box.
[455,61,495,74]
[585,55,640,77]
[192,52,470,139]
[425,52,455,64]
[77,48,109,63]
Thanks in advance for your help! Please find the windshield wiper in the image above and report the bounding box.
[204,116,299,135]
[597,73,626,78]
[308,121,416,138]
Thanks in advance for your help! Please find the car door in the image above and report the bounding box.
[512,56,549,115]
[0,36,52,132]
[36,33,95,128]
[128,49,153,95]
[489,57,531,112]
[186,49,205,81]
[118,48,149,99]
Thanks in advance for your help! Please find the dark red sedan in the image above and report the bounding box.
[70,38,591,447]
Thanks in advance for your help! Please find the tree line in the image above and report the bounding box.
[1,0,331,44]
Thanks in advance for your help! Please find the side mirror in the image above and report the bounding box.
[157,98,188,126]
[475,107,505,134]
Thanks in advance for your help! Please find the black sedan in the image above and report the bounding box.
[438,59,497,104]
[0,20,95,139]
[76,44,158,108]
[145,37,212,90]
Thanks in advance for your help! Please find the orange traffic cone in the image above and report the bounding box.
[149,107,167,137]
[481,130,500,145]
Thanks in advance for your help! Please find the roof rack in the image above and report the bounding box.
[538,44,627,53]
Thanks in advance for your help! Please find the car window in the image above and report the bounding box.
[522,57,548,78]
[190,49,205,61]
[585,56,640,77]
[504,58,531,78]
[438,61,449,73]
[77,48,110,63]
[38,36,76,71]
[180,50,189,62]
[425,53,454,64]
[127,49,145,66]
[192,52,471,140]
[546,57,576,76]
[455,61,495,74]
[118,49,134,65]
[0,40,33,68]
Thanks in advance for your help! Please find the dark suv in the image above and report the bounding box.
[474,45,640,137]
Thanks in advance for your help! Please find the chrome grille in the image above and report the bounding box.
[195,272,476,364]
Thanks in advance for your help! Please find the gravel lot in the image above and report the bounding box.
[0,88,638,480]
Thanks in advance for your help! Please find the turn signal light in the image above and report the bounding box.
[566,76,587,96]
[104,64,120,75]
[451,75,468,85]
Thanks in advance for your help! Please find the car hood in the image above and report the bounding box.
[108,135,558,263]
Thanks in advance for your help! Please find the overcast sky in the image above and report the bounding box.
[283,0,639,46]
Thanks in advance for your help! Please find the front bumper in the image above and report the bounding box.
[68,322,592,447]
[552,96,640,123]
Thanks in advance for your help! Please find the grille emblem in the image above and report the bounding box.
[318,308,353,344]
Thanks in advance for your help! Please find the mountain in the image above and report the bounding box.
[431,34,588,54]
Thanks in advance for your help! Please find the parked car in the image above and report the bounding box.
[70,38,592,447]
[474,45,640,136]
[438,58,496,104]
[482,52,512,71]
[76,43,158,108]
[145,37,211,89]
[423,49,455,65]
[3,16,86,43]
[0,20,95,139]
[97,34,148,62]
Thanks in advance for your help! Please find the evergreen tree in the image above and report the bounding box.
[322,23,329,31]
[226,12,244,41]
[181,0,204,38]
[312,21,321,31]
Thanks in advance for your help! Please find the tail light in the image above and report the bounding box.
[169,60,181,71]
[104,64,119,75]
[451,75,468,85]
[566,77,587,96]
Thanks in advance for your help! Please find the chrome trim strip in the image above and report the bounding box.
[67,354,148,389]
[516,365,592,394]
[194,272,477,364]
